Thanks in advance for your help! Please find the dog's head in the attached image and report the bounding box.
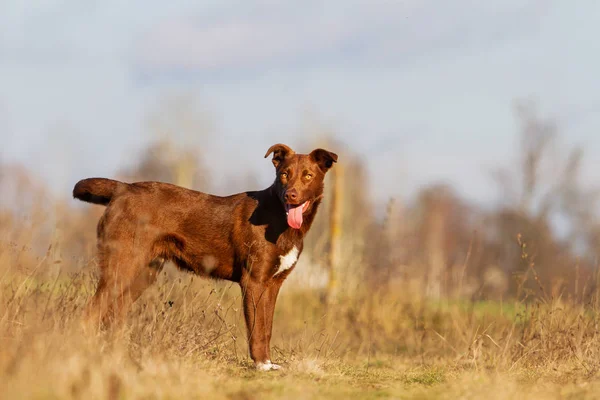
[265,143,338,230]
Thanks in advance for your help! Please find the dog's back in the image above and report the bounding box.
[75,178,253,277]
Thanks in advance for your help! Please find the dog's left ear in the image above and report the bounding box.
[309,148,338,173]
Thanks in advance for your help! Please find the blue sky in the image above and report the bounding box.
[1,0,599,206]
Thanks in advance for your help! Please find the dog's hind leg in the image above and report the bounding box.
[83,247,115,330]
[109,256,165,324]
[84,245,165,330]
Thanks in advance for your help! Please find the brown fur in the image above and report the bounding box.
[73,143,337,369]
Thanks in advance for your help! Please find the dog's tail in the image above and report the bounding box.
[73,178,126,206]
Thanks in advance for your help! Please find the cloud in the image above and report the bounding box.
[134,7,374,72]
[132,0,546,77]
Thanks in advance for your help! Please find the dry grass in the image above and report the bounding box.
[2,239,600,400]
[1,175,600,399]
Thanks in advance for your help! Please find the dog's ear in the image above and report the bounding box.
[309,148,338,173]
[264,144,295,168]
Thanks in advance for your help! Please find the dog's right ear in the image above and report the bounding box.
[264,144,295,168]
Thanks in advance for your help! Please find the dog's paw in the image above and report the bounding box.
[270,363,282,370]
[255,360,282,371]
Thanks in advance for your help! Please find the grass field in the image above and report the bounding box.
[2,244,600,400]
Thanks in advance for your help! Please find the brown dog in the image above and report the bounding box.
[73,143,337,370]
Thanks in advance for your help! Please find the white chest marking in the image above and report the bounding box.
[278,246,299,273]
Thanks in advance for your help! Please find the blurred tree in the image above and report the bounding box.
[488,99,599,299]
[409,184,477,298]
[122,93,212,191]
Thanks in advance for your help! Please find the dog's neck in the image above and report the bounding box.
[247,186,322,246]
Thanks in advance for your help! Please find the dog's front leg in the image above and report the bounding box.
[240,275,282,371]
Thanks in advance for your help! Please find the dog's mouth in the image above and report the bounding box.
[285,201,310,229]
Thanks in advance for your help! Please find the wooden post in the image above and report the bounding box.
[327,162,343,304]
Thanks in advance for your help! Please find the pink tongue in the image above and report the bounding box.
[287,203,305,229]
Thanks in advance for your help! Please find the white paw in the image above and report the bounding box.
[255,362,271,371]
[255,360,282,371]
[270,363,282,370]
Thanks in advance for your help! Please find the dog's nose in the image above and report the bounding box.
[284,189,298,203]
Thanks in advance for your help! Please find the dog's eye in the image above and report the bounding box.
[281,172,288,179]
[305,174,313,180]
